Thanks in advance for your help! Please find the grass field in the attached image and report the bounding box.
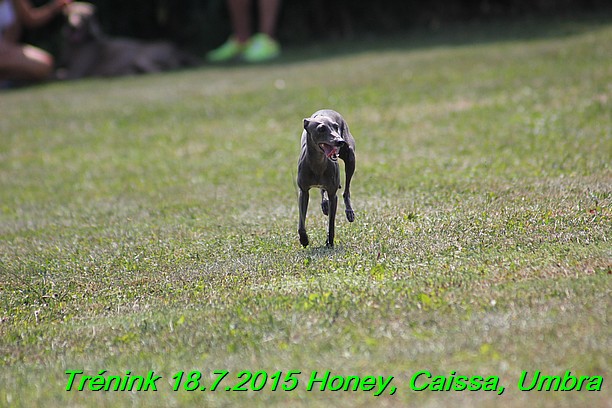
[1,16,611,407]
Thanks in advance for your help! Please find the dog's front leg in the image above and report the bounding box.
[298,188,310,247]
[343,149,356,222]
[326,192,338,248]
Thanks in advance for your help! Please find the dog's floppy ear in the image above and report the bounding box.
[303,118,311,130]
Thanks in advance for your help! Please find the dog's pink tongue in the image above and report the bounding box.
[322,144,337,158]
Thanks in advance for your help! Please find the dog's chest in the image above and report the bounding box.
[299,160,340,189]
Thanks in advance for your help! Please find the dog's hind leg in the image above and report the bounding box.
[326,192,338,248]
[298,188,310,247]
[341,149,356,222]
[321,189,329,216]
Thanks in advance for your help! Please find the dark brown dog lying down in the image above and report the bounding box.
[59,2,198,79]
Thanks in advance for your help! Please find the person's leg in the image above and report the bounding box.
[0,42,54,81]
[242,0,281,63]
[206,0,252,62]
[257,0,281,39]
[227,0,253,43]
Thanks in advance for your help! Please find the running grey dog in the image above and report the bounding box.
[297,109,356,248]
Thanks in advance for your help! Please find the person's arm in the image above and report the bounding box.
[11,0,70,29]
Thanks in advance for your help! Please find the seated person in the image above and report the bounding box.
[0,0,70,83]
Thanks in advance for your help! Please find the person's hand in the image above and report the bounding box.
[55,0,73,12]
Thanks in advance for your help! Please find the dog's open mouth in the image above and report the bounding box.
[319,143,339,161]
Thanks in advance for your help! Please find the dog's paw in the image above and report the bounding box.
[326,240,334,248]
[346,209,355,222]
[299,230,309,247]
[321,200,329,216]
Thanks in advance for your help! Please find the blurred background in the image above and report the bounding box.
[25,0,612,58]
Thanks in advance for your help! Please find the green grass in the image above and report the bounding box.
[1,17,611,407]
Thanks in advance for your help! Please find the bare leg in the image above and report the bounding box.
[257,0,281,39]
[227,0,253,43]
[0,42,53,81]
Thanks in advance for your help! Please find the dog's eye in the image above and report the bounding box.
[316,124,326,133]
[332,123,339,131]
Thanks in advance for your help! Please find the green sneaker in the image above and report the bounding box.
[242,33,280,63]
[206,37,245,62]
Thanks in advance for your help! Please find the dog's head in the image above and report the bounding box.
[303,116,346,161]
[62,2,102,44]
